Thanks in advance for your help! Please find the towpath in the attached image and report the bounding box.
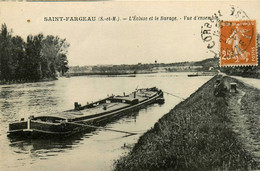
[231,76,260,89]
[227,76,260,167]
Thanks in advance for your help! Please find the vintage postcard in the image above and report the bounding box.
[0,1,260,171]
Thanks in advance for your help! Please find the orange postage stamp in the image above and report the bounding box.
[220,20,257,67]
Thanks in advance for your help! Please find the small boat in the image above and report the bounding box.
[8,87,164,138]
[187,73,199,77]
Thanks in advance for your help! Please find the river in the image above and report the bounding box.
[0,73,212,171]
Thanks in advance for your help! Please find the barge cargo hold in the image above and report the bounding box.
[8,87,164,138]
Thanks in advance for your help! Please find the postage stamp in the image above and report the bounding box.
[220,20,257,66]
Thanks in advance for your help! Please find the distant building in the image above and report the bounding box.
[152,65,203,72]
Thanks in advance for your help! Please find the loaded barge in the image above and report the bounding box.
[8,87,164,138]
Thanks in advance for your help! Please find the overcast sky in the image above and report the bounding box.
[0,1,259,66]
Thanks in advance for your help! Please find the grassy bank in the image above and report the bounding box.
[114,75,259,170]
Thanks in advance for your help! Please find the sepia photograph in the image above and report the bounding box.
[0,1,260,170]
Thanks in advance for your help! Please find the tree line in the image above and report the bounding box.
[0,23,69,83]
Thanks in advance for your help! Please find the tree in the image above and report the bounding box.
[25,34,44,81]
[0,23,70,83]
[56,54,69,76]
[11,35,26,81]
[41,35,70,77]
[0,24,13,81]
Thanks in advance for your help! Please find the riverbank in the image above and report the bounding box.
[0,77,57,85]
[114,75,260,170]
[66,71,155,77]
[66,71,216,78]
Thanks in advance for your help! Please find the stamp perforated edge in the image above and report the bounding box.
[219,20,258,67]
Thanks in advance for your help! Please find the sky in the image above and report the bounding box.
[0,1,260,66]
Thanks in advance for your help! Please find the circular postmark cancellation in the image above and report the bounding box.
[200,5,258,67]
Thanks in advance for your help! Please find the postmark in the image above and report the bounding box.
[220,20,257,66]
[200,5,258,67]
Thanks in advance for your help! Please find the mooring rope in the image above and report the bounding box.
[68,122,137,135]
[163,91,186,100]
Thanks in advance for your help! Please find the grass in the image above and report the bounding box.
[114,75,259,170]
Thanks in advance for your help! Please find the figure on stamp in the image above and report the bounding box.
[226,24,251,62]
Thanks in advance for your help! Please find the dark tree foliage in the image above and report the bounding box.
[0,24,69,83]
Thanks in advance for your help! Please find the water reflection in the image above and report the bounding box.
[7,107,146,161]
[0,73,212,171]
[8,131,94,162]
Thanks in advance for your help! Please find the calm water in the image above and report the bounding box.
[0,73,211,171]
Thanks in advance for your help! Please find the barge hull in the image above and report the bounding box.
[8,88,164,138]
